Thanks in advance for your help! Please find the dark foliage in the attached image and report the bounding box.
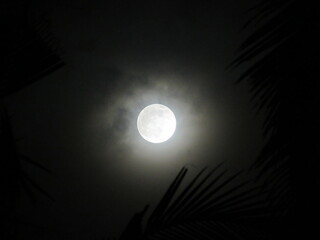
[0,105,54,238]
[230,0,320,237]
[1,1,64,97]
[116,164,286,240]
[0,1,64,238]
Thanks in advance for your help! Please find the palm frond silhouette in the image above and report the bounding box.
[231,0,319,174]
[230,0,320,236]
[0,106,55,238]
[1,15,64,97]
[1,2,64,237]
[116,164,284,240]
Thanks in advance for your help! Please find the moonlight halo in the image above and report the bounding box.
[137,104,176,143]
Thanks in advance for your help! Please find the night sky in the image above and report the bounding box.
[3,0,268,239]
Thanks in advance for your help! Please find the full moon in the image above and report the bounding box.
[137,104,176,143]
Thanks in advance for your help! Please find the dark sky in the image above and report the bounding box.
[5,0,264,238]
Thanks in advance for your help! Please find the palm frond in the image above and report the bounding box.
[1,12,64,97]
[19,154,53,174]
[231,0,320,177]
[20,169,54,201]
[119,164,284,240]
[231,0,320,236]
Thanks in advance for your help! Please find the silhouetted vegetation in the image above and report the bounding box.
[1,2,64,98]
[104,163,285,240]
[230,0,320,237]
[1,1,64,238]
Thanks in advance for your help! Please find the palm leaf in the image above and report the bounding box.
[1,6,64,97]
[231,0,320,236]
[20,169,54,202]
[231,0,320,175]
[19,154,53,174]
[119,165,284,240]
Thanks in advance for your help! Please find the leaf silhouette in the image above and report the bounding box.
[1,3,64,237]
[118,165,284,240]
[1,15,64,97]
[231,0,320,237]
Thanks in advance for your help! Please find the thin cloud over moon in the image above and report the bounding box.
[87,67,217,163]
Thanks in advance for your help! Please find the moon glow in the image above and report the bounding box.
[137,104,176,143]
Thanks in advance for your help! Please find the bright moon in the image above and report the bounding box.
[137,104,176,143]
